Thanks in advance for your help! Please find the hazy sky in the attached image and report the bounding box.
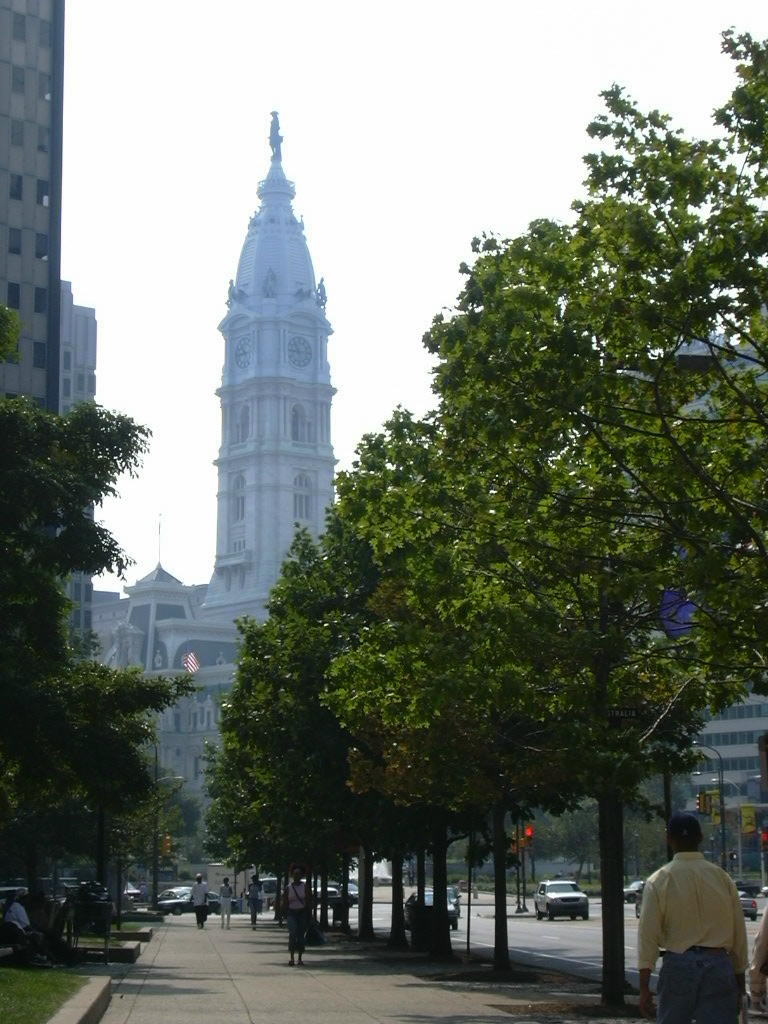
[61,0,768,593]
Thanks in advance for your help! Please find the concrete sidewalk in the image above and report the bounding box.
[75,913,638,1024]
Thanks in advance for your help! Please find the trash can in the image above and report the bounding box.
[409,904,434,951]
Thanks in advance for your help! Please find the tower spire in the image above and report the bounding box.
[203,113,335,620]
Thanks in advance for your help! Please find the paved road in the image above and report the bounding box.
[365,894,764,985]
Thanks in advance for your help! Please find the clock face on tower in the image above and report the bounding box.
[288,335,312,367]
[234,336,252,368]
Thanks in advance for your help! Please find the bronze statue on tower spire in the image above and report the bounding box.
[269,111,282,162]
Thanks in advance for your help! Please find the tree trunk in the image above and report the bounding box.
[429,821,453,959]
[24,839,40,894]
[358,848,375,940]
[599,792,625,1007]
[493,803,511,970]
[95,806,106,884]
[388,851,408,948]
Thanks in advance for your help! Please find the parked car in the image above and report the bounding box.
[739,891,759,921]
[328,881,358,906]
[157,886,221,916]
[404,888,460,930]
[313,884,355,909]
[534,880,589,921]
[623,880,645,904]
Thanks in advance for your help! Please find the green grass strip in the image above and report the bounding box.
[0,967,85,1024]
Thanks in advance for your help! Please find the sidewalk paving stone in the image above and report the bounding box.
[75,914,641,1024]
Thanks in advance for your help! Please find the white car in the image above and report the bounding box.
[534,880,589,921]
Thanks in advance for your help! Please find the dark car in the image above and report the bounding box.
[327,881,358,906]
[404,888,459,931]
[735,880,761,898]
[534,880,589,921]
[739,891,759,921]
[157,886,221,916]
[623,880,645,904]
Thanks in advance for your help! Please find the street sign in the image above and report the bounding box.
[607,707,639,723]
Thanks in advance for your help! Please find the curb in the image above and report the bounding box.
[47,977,111,1024]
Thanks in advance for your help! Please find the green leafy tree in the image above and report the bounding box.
[0,303,193,840]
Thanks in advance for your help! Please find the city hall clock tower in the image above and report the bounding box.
[203,113,335,619]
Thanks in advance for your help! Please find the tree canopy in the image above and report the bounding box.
[0,304,193,824]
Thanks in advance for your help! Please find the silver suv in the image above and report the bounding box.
[534,880,589,921]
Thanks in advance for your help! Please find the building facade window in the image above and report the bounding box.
[62,349,71,370]
[38,73,51,101]
[291,404,314,442]
[10,174,23,200]
[232,474,245,521]
[33,342,46,368]
[39,20,51,46]
[293,473,311,520]
[12,13,26,40]
[11,66,25,94]
[34,287,47,313]
[10,119,23,145]
[8,228,21,255]
[62,377,71,397]
[7,283,20,309]
[236,404,250,442]
[35,233,48,259]
[37,126,49,152]
[36,179,49,205]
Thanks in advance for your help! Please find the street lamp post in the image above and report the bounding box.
[694,743,727,870]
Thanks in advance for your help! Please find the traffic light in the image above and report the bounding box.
[696,792,704,813]
[162,833,172,856]
[761,829,768,853]
[524,824,534,846]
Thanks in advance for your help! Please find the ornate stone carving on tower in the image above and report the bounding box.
[202,113,336,620]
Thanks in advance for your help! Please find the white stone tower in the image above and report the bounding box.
[203,113,335,619]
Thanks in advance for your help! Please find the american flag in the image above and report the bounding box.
[182,651,201,674]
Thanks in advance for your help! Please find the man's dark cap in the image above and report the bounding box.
[667,811,702,839]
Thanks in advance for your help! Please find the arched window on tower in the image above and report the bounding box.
[236,405,250,443]
[291,404,314,442]
[291,404,306,442]
[293,473,311,520]
[232,474,245,522]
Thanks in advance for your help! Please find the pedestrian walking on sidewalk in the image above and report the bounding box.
[637,811,747,1023]
[219,877,233,929]
[284,866,311,966]
[191,874,209,929]
[247,875,262,929]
